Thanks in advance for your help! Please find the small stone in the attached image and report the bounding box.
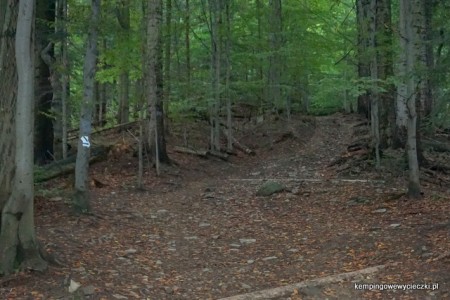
[390,223,401,228]
[82,285,96,296]
[73,267,86,273]
[230,243,241,248]
[212,235,221,240]
[241,283,252,289]
[68,280,81,293]
[373,208,387,213]
[262,256,278,261]
[247,259,255,264]
[287,248,299,253]
[256,181,285,196]
[112,294,128,299]
[239,238,256,245]
[124,248,137,255]
[155,260,162,265]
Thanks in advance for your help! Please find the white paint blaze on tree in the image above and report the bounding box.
[0,0,47,274]
[73,0,100,213]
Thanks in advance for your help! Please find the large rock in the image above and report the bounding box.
[256,181,284,196]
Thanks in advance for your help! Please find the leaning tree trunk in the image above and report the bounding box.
[73,0,100,213]
[0,0,48,275]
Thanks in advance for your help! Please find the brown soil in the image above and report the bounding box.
[1,113,449,300]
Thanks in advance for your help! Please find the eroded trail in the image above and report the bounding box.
[4,114,448,300]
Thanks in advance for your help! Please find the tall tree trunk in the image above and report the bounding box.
[0,0,18,228]
[225,0,232,151]
[73,0,100,213]
[209,0,222,151]
[369,0,381,168]
[1,0,48,275]
[164,0,172,134]
[60,0,69,159]
[268,0,282,110]
[34,0,55,164]
[117,0,130,125]
[146,0,170,166]
[376,0,395,148]
[401,0,421,198]
[185,0,190,90]
[356,0,371,118]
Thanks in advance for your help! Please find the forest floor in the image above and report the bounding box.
[1,113,450,300]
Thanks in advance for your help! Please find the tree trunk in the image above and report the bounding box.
[0,0,48,275]
[73,0,100,213]
[369,0,380,168]
[209,0,222,151]
[225,0,232,152]
[356,0,371,118]
[145,0,170,166]
[0,0,17,214]
[164,0,172,134]
[185,0,191,90]
[401,0,421,198]
[34,0,55,164]
[268,0,282,110]
[117,0,130,125]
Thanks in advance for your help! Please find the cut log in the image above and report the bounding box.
[68,121,138,140]
[174,146,208,157]
[218,265,385,300]
[209,150,229,161]
[222,129,255,155]
[34,145,111,183]
[422,139,450,153]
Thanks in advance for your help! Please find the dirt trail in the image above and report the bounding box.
[2,114,448,300]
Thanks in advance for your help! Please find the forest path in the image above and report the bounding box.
[5,114,448,300]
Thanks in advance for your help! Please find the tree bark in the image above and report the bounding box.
[0,0,17,214]
[117,0,130,125]
[1,0,47,275]
[401,0,421,198]
[73,0,100,213]
[34,0,55,164]
[145,0,170,166]
[268,0,282,110]
[356,0,371,118]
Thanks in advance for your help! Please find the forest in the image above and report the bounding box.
[0,0,449,298]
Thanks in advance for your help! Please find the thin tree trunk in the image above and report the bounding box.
[73,0,100,213]
[185,0,190,90]
[225,0,232,151]
[34,0,55,164]
[268,0,282,110]
[164,0,172,135]
[117,0,130,125]
[60,0,69,159]
[356,0,371,118]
